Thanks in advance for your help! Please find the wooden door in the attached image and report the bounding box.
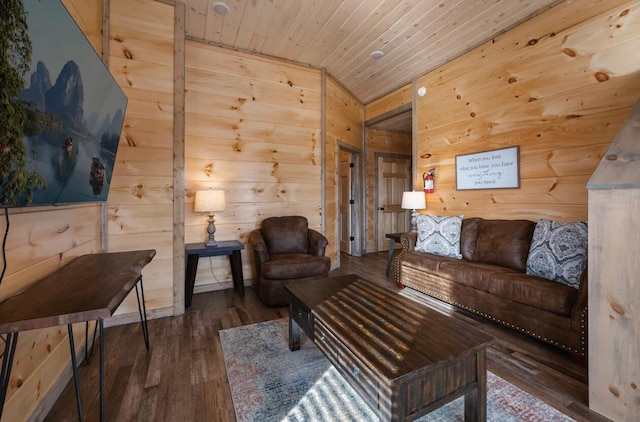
[339,149,353,254]
[377,156,411,251]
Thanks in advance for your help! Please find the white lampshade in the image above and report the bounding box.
[194,190,226,213]
[401,191,426,210]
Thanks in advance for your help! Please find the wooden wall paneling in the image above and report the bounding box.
[0,200,102,421]
[3,321,94,422]
[184,159,321,186]
[184,41,322,291]
[324,80,340,266]
[587,87,640,421]
[118,117,175,149]
[113,146,174,176]
[173,1,186,315]
[186,42,322,89]
[365,84,413,120]
[107,175,174,205]
[109,0,175,317]
[324,76,364,262]
[184,136,322,164]
[414,0,640,223]
[588,189,640,421]
[185,73,322,112]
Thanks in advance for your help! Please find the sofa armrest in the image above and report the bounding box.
[571,268,588,335]
[394,232,417,287]
[248,229,270,263]
[308,229,329,256]
[400,232,417,251]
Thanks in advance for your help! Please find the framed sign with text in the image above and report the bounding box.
[455,146,520,190]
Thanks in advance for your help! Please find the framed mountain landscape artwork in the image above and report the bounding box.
[0,0,127,207]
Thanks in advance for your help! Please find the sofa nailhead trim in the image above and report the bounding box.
[401,280,583,356]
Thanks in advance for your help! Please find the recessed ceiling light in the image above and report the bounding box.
[370,50,384,59]
[212,2,230,15]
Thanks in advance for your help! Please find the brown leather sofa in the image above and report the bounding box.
[248,216,331,306]
[396,217,587,360]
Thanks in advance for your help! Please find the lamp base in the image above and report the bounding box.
[410,209,418,232]
[205,214,219,247]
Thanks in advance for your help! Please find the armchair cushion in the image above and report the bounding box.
[262,253,330,279]
[261,216,309,254]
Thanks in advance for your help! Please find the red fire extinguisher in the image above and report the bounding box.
[423,171,434,193]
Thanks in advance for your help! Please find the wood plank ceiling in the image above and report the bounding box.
[185,0,563,106]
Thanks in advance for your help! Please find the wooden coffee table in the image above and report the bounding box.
[286,274,493,422]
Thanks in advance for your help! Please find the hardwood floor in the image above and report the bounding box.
[44,252,609,422]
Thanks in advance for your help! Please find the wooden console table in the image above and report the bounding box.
[185,241,244,308]
[0,249,156,422]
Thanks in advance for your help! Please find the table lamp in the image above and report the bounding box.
[401,191,426,232]
[194,189,226,247]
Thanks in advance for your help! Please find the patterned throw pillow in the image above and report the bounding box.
[526,219,588,289]
[414,215,463,259]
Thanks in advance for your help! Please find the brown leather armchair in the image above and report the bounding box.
[248,216,331,306]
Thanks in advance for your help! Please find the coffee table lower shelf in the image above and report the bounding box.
[286,275,493,422]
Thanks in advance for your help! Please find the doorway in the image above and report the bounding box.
[376,154,411,251]
[338,145,361,256]
[364,104,413,253]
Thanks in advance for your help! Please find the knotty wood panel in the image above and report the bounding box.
[587,83,640,420]
[588,188,640,421]
[1,204,102,421]
[365,129,412,252]
[325,76,363,261]
[414,0,640,224]
[365,84,412,121]
[185,41,323,290]
[108,0,175,318]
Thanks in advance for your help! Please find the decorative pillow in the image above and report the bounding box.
[414,215,463,259]
[526,219,588,289]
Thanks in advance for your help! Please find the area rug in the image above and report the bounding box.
[220,319,575,422]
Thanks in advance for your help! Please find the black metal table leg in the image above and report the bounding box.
[67,324,83,422]
[99,320,104,422]
[185,254,200,308]
[0,332,19,420]
[135,278,150,350]
[84,321,98,363]
[229,250,245,297]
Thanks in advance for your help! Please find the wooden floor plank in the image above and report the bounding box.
[43,252,607,422]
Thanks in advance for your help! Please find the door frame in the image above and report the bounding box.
[337,141,363,257]
[364,102,413,253]
[374,152,412,252]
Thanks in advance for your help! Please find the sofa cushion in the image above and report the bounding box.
[262,253,330,279]
[401,250,442,273]
[414,214,463,258]
[473,219,535,272]
[526,219,587,289]
[460,217,482,260]
[261,216,309,254]
[488,272,578,315]
[437,260,514,292]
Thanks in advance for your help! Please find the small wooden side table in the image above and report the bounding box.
[185,241,245,308]
[385,232,403,276]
